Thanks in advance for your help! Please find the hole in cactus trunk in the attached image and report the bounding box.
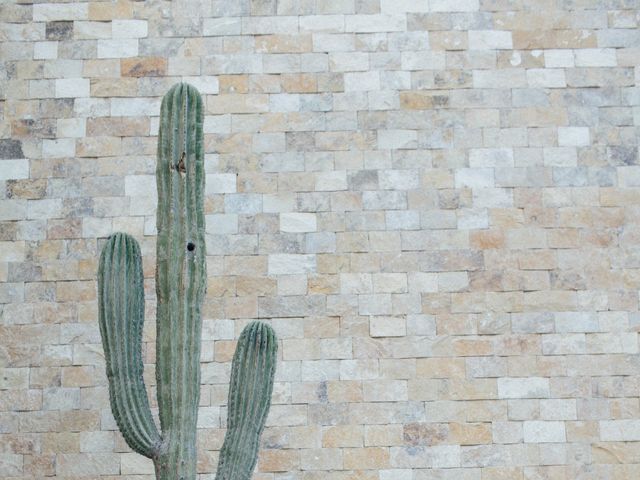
[187,242,195,252]
[176,151,186,173]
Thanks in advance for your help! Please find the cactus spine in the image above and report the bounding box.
[97,83,277,480]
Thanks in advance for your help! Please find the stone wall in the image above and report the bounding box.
[1,0,639,478]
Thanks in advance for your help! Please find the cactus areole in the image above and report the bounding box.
[97,83,277,480]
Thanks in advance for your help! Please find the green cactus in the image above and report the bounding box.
[97,83,277,480]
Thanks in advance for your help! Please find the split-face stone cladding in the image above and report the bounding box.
[0,0,639,478]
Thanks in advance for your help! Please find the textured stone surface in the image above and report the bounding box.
[1,1,639,479]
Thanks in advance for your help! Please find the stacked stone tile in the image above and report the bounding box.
[0,0,639,478]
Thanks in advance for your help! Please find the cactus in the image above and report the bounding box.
[97,83,277,480]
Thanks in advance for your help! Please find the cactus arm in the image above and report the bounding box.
[215,322,278,480]
[97,232,161,458]
[155,83,206,476]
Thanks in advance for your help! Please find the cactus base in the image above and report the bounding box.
[154,446,197,480]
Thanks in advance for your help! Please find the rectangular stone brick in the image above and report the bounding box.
[33,3,88,21]
[203,17,242,35]
[56,453,120,475]
[112,19,148,38]
[473,69,527,88]
[344,446,390,469]
[46,21,73,40]
[322,425,363,447]
[97,39,138,58]
[523,421,566,443]
[391,444,461,468]
[497,377,550,399]
[0,159,29,181]
[345,15,406,33]
[430,0,478,11]
[256,35,313,53]
[121,57,167,77]
[299,15,345,33]
[513,29,597,49]
[0,139,25,159]
[600,420,640,441]
[468,30,513,50]
[370,316,406,338]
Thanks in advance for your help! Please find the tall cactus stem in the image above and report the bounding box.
[154,82,206,479]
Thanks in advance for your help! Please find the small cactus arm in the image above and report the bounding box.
[97,82,278,480]
[97,233,162,458]
[216,321,278,480]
